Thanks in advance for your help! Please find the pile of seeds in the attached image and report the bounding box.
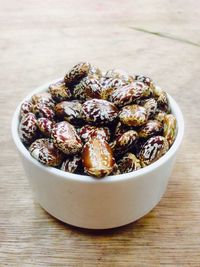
[19,62,177,178]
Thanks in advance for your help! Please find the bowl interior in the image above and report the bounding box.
[11,80,184,183]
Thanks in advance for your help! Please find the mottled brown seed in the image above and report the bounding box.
[61,155,82,173]
[112,130,138,156]
[135,75,152,86]
[158,92,170,112]
[20,100,33,117]
[153,110,167,123]
[37,117,54,137]
[82,99,119,125]
[118,153,141,173]
[19,112,38,144]
[142,98,158,118]
[139,135,169,166]
[163,114,177,146]
[55,101,83,125]
[29,138,64,166]
[73,77,102,100]
[105,69,134,83]
[49,80,71,102]
[51,121,83,154]
[119,104,148,126]
[135,74,155,93]
[153,86,170,112]
[64,62,91,86]
[109,81,151,107]
[31,92,54,108]
[113,121,131,139]
[32,103,55,120]
[159,93,169,112]
[100,78,128,100]
[133,138,147,157]
[110,163,121,175]
[90,127,111,142]
[88,65,102,79]
[138,120,163,138]
[100,77,114,100]
[78,125,96,142]
[31,92,55,119]
[152,85,162,98]
[65,64,101,84]
[82,137,115,178]
[79,125,110,143]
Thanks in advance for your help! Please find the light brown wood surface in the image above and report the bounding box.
[0,0,200,266]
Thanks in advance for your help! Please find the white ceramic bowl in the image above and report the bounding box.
[11,80,184,229]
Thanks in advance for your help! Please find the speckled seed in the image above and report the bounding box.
[29,138,64,166]
[153,86,170,112]
[119,104,148,126]
[64,62,91,86]
[49,80,71,102]
[135,75,152,86]
[51,121,82,154]
[61,155,82,173]
[138,120,163,138]
[31,92,55,108]
[88,65,102,79]
[109,81,151,107]
[135,75,155,92]
[157,92,170,112]
[32,103,55,120]
[142,98,158,118]
[89,127,111,142]
[73,77,102,100]
[78,125,96,142]
[110,163,121,175]
[105,69,134,83]
[100,78,128,100]
[20,100,33,117]
[118,153,141,173]
[112,130,138,156]
[82,99,118,125]
[133,138,147,157]
[153,110,166,123]
[37,117,54,137]
[82,137,115,178]
[163,114,177,146]
[152,85,163,97]
[139,135,169,166]
[55,101,83,125]
[19,112,38,144]
[101,77,128,88]
[113,121,131,139]
[31,92,55,119]
[79,125,110,143]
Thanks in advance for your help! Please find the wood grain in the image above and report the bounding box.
[0,0,200,266]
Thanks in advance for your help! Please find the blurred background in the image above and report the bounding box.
[1,0,200,90]
[1,0,200,266]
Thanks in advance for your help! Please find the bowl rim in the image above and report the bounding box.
[11,79,184,184]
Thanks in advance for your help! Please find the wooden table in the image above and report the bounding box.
[1,0,200,266]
